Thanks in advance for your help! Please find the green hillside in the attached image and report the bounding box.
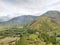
[29,16,60,34]
[29,11,60,36]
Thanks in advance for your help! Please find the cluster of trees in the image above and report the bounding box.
[14,28,57,45]
[0,27,26,37]
[0,27,59,45]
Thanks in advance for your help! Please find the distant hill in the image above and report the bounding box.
[0,15,38,27]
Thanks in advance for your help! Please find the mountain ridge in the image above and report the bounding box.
[0,15,38,27]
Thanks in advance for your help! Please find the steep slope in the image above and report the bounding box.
[29,11,60,34]
[30,16,59,31]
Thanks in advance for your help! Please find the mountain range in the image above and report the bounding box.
[0,15,38,27]
[0,11,60,28]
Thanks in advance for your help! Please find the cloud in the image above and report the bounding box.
[0,0,60,17]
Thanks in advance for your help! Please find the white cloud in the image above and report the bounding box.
[0,0,60,17]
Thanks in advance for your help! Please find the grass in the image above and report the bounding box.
[0,37,20,44]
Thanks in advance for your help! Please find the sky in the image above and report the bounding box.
[0,0,60,17]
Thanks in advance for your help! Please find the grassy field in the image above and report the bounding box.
[0,37,20,45]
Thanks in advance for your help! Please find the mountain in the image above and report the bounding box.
[41,11,60,21]
[0,15,38,27]
[29,11,60,34]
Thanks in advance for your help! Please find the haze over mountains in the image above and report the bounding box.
[0,10,60,27]
[0,16,12,22]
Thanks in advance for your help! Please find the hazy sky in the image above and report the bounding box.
[0,0,60,17]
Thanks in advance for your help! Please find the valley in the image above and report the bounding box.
[0,11,60,45]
